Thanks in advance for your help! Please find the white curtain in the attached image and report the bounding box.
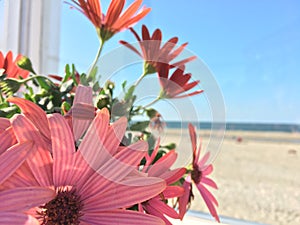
[0,0,61,74]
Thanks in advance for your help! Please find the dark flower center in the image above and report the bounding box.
[191,165,202,184]
[39,188,83,225]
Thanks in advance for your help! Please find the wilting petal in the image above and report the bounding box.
[0,187,55,211]
[0,212,39,225]
[81,210,164,225]
[0,141,32,184]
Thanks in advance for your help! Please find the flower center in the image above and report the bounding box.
[39,188,83,225]
[191,165,202,184]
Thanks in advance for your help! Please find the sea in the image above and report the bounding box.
[165,121,300,133]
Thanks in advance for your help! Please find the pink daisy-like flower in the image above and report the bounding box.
[158,64,203,99]
[0,124,55,225]
[69,0,151,41]
[0,51,29,79]
[2,98,166,224]
[178,123,220,222]
[120,25,196,74]
[140,139,186,225]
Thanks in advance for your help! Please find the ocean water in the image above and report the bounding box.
[165,121,300,133]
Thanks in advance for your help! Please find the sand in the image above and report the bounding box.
[159,128,300,225]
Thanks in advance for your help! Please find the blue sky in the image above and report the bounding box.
[59,0,300,124]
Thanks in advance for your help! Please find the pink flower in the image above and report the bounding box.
[140,139,186,225]
[3,98,166,224]
[0,51,29,79]
[149,113,166,132]
[69,0,151,41]
[120,25,196,74]
[7,85,95,147]
[178,124,220,222]
[158,64,203,99]
[0,125,55,224]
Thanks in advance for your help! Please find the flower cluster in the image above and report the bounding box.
[0,0,220,224]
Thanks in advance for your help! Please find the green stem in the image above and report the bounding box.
[143,97,161,109]
[20,75,54,84]
[88,40,105,78]
[134,71,147,87]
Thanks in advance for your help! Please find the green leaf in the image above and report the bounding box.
[146,108,158,119]
[60,79,74,93]
[122,81,127,91]
[130,121,150,132]
[161,143,176,150]
[36,77,51,91]
[124,85,135,101]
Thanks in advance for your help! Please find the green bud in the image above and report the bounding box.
[17,56,36,74]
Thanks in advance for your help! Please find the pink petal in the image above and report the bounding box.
[103,116,127,156]
[0,117,10,130]
[145,138,160,167]
[83,177,166,211]
[0,187,55,211]
[188,123,197,160]
[11,115,53,186]
[198,152,210,167]
[72,85,94,141]
[96,140,148,182]
[0,127,17,154]
[78,109,110,169]
[0,142,33,184]
[197,183,220,222]
[197,183,218,207]
[148,150,177,177]
[202,164,213,175]
[159,167,186,185]
[1,161,39,189]
[7,97,50,141]
[146,198,180,220]
[0,212,39,225]
[80,140,148,195]
[144,207,173,225]
[48,114,76,187]
[119,40,142,56]
[178,178,192,219]
[81,210,164,225]
[201,176,218,189]
[163,185,184,198]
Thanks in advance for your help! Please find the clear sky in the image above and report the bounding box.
[59,1,300,124]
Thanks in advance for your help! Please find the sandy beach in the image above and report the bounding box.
[159,128,300,225]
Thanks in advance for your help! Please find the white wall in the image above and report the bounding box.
[0,0,61,74]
